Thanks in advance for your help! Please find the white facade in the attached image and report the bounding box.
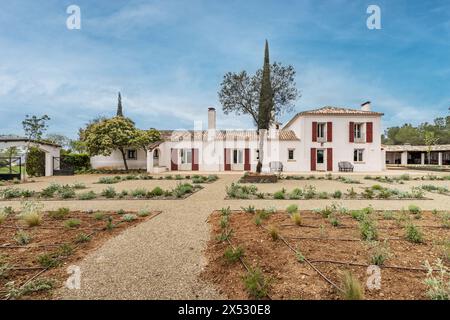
[90,148,147,170]
[91,105,385,173]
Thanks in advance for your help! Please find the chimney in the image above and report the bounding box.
[361,101,371,111]
[208,107,216,130]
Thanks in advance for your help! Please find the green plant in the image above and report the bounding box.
[37,253,60,268]
[26,147,45,177]
[6,278,54,299]
[359,217,378,241]
[318,192,329,199]
[150,186,164,197]
[57,186,76,199]
[273,190,285,199]
[304,185,316,199]
[101,187,117,198]
[76,191,96,200]
[296,251,305,262]
[405,223,423,243]
[14,230,31,245]
[48,207,70,220]
[93,212,105,220]
[291,212,302,226]
[241,205,256,214]
[368,241,391,266]
[122,214,137,222]
[64,219,81,229]
[347,187,357,199]
[408,204,421,215]
[216,229,233,242]
[22,212,42,227]
[220,207,231,216]
[0,211,8,224]
[268,225,279,241]
[329,215,341,227]
[254,215,262,226]
[117,209,126,215]
[288,188,302,199]
[286,204,298,214]
[332,190,342,199]
[72,182,86,189]
[423,259,449,300]
[341,271,364,300]
[382,211,395,220]
[138,209,150,217]
[224,246,244,263]
[220,215,229,229]
[57,243,74,256]
[105,216,114,230]
[243,268,270,299]
[131,188,147,198]
[75,233,91,243]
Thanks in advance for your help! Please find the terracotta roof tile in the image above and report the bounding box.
[157,129,299,142]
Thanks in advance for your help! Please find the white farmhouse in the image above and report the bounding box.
[91,102,384,173]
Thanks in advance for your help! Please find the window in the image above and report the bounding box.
[233,149,243,164]
[317,149,324,164]
[180,149,192,164]
[288,149,295,160]
[127,149,137,160]
[354,123,363,140]
[317,123,326,139]
[354,149,364,162]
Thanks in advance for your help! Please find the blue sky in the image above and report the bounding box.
[0,0,449,139]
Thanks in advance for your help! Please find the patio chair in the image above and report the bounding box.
[338,161,354,172]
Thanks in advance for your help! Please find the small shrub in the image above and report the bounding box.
[423,259,449,300]
[368,241,391,266]
[243,268,270,299]
[37,253,60,268]
[48,207,70,220]
[137,209,150,217]
[288,188,303,199]
[150,187,164,197]
[224,246,244,263]
[22,212,42,227]
[359,217,378,241]
[286,204,298,214]
[241,205,255,214]
[14,230,31,245]
[93,212,105,220]
[72,182,86,189]
[117,209,126,215]
[291,212,302,226]
[77,191,96,200]
[105,216,114,230]
[122,214,137,222]
[220,207,231,216]
[75,233,91,243]
[273,190,285,200]
[254,215,262,226]
[318,192,329,199]
[220,215,229,229]
[341,271,364,300]
[296,251,305,262]
[405,223,423,243]
[329,215,341,227]
[347,187,357,199]
[64,219,81,229]
[58,186,76,199]
[0,211,8,224]
[332,190,342,199]
[101,187,117,198]
[408,204,421,215]
[131,188,147,198]
[268,225,279,241]
[382,211,395,220]
[57,243,74,256]
[6,278,54,299]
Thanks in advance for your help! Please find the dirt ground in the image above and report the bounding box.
[202,209,449,300]
[0,209,160,299]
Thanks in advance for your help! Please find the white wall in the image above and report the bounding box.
[284,114,383,172]
[90,148,147,170]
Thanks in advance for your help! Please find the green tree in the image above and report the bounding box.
[424,131,439,164]
[218,40,298,172]
[22,115,50,180]
[45,133,72,149]
[82,117,160,171]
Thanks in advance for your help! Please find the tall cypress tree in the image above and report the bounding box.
[256,40,274,173]
[117,92,123,117]
[258,40,274,131]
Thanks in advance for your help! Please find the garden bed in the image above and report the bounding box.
[202,206,449,300]
[239,173,278,184]
[0,205,161,299]
[0,182,203,201]
[95,174,219,185]
[225,183,430,200]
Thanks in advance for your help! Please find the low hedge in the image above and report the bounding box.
[61,153,91,171]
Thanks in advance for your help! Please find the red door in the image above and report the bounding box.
[224,148,231,171]
[192,148,199,171]
[171,148,178,171]
[327,148,333,171]
[244,148,250,171]
[310,148,316,171]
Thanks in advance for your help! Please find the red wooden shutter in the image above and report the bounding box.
[192,148,199,171]
[327,148,333,171]
[170,148,178,171]
[366,122,373,143]
[224,148,231,171]
[349,122,354,143]
[310,148,316,171]
[327,122,332,142]
[244,148,250,171]
[312,122,317,142]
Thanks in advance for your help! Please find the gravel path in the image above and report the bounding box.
[1,171,449,299]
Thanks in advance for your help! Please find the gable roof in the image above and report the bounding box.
[283,106,384,129]
[157,129,299,142]
[0,135,61,147]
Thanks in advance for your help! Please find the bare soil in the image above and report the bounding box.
[0,209,160,299]
[202,209,449,300]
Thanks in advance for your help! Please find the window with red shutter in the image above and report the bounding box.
[327,122,332,142]
[311,148,316,171]
[366,122,373,143]
[349,122,354,143]
[312,122,317,142]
